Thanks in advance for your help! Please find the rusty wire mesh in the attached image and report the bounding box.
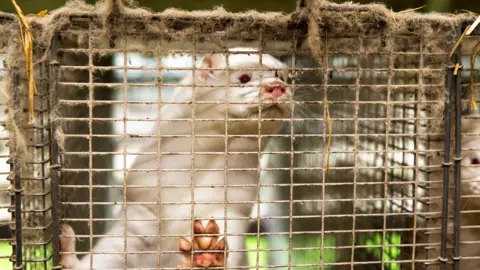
[6,25,55,270]
[0,12,15,270]
[0,0,479,270]
[450,34,480,269]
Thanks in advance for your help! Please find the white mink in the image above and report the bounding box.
[59,48,292,269]
[421,115,480,269]
[454,115,480,269]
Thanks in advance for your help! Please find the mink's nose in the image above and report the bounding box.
[265,83,286,98]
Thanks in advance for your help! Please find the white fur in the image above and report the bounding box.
[62,48,291,269]
[455,115,480,269]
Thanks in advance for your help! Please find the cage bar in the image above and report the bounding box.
[0,1,479,270]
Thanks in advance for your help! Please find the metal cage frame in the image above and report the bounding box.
[0,1,479,269]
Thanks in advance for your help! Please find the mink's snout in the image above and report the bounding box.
[264,82,287,98]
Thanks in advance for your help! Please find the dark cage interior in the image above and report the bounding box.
[0,0,479,269]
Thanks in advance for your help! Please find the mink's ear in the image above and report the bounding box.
[199,53,225,81]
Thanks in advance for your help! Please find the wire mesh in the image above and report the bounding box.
[13,37,54,270]
[1,1,480,270]
[449,24,480,270]
[50,12,450,270]
[0,12,55,270]
[0,12,15,270]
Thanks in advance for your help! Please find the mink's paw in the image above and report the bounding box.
[178,220,226,268]
[59,224,80,269]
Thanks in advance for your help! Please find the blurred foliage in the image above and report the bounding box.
[0,0,478,14]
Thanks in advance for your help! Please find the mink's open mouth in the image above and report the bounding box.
[260,103,290,116]
[245,100,291,118]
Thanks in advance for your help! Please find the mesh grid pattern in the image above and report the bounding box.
[0,13,15,269]
[0,1,479,269]
[53,14,448,270]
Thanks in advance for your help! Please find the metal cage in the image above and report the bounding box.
[0,1,479,269]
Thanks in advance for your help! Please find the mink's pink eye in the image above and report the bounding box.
[239,74,251,84]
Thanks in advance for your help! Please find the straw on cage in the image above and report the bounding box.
[10,0,44,123]
[325,99,332,173]
[471,41,480,110]
[449,16,480,110]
